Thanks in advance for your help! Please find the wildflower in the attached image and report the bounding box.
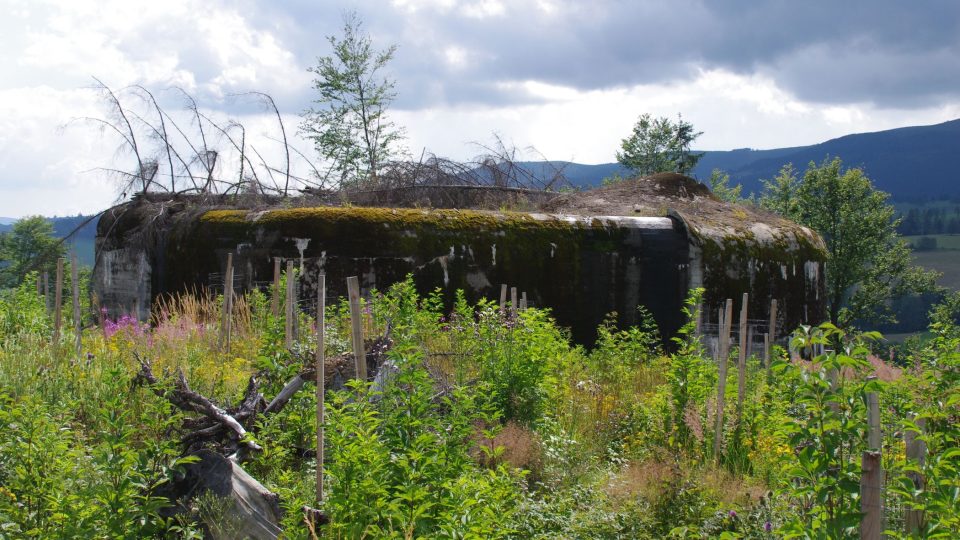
[764,521,772,532]
[728,510,737,519]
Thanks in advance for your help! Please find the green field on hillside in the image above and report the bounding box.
[902,234,960,290]
[911,249,960,290]
[905,233,960,251]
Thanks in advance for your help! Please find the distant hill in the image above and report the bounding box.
[0,215,98,266]
[554,119,960,201]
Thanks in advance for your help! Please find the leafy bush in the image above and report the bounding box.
[2,272,959,538]
[320,348,522,538]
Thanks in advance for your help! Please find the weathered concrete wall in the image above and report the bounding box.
[674,211,827,334]
[94,202,826,344]
[171,208,690,343]
[93,247,152,322]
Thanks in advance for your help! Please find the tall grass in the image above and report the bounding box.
[0,274,958,538]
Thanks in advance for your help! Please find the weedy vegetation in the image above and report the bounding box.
[0,273,958,538]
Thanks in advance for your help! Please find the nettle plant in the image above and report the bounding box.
[321,346,522,539]
[774,323,882,538]
[665,288,716,454]
[886,316,960,538]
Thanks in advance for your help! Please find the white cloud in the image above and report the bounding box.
[462,0,506,18]
[1,0,959,217]
[391,0,458,14]
[443,46,469,69]
[395,70,960,164]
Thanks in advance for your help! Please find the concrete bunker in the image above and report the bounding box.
[94,174,827,345]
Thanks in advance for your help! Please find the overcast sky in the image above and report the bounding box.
[1,0,959,217]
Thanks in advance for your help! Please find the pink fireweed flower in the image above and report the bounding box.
[103,314,148,339]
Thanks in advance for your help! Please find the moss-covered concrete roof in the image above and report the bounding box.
[540,173,826,256]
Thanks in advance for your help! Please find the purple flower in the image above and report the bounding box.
[764,521,772,532]
[103,313,147,339]
[728,510,737,519]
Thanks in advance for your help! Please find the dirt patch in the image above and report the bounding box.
[542,173,714,217]
[541,173,824,250]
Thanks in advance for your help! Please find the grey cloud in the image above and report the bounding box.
[248,0,960,111]
[8,0,958,117]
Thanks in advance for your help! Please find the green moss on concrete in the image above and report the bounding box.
[195,206,619,268]
[227,206,583,232]
[696,227,827,328]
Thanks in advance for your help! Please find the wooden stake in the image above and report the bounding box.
[346,276,366,381]
[861,381,884,539]
[43,271,49,312]
[763,332,770,368]
[53,258,64,346]
[768,298,778,343]
[499,284,507,313]
[271,257,281,317]
[71,253,81,356]
[716,307,724,362]
[285,260,295,350]
[714,298,733,459]
[520,291,527,311]
[904,416,927,534]
[510,287,518,318]
[737,293,748,414]
[860,450,883,540]
[866,381,881,450]
[316,271,326,505]
[220,253,234,351]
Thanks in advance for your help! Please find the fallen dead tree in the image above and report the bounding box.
[132,335,393,537]
[159,449,284,540]
[133,335,391,455]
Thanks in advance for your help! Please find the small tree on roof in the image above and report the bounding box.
[301,11,406,189]
[617,113,703,177]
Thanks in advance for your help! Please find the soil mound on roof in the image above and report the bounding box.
[540,173,821,247]
[540,173,717,217]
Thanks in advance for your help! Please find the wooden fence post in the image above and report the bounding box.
[346,276,366,381]
[220,253,234,351]
[53,258,64,347]
[43,271,50,312]
[763,332,770,369]
[768,297,779,369]
[738,293,748,414]
[499,284,507,313]
[716,307,724,363]
[316,271,326,505]
[72,253,81,356]
[904,416,927,534]
[866,381,881,450]
[271,257,281,317]
[861,384,882,539]
[285,260,295,350]
[860,450,883,540]
[520,291,527,311]
[510,287,518,318]
[714,298,733,459]
[768,298,778,343]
